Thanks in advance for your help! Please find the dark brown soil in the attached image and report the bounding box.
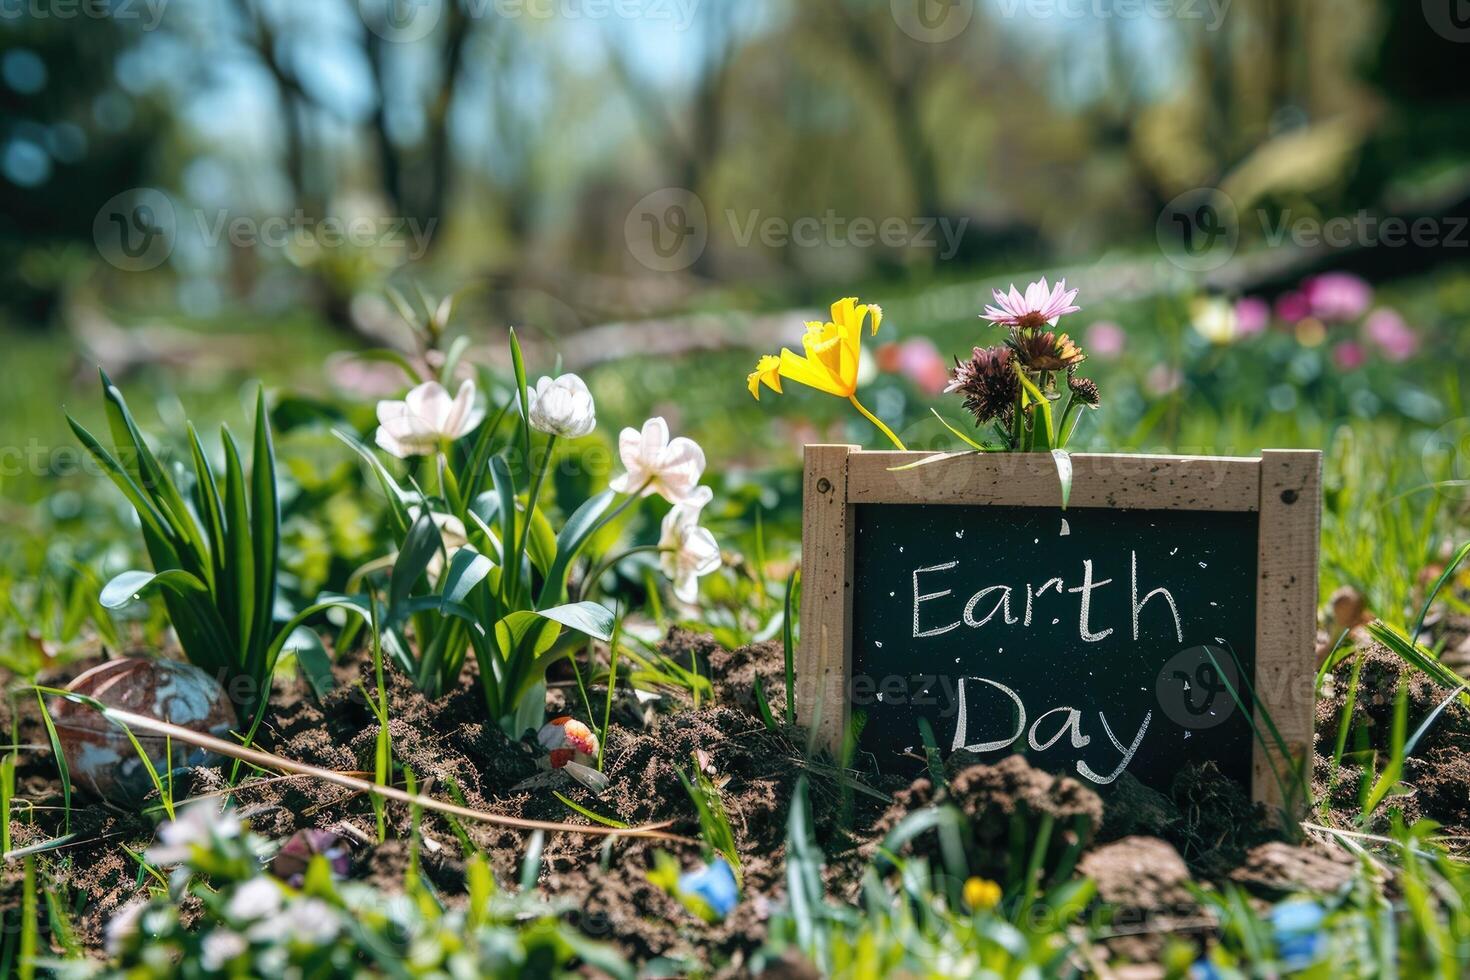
[4,629,1469,970]
[1313,640,1470,837]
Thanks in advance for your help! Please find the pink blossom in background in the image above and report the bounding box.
[896,338,950,395]
[1274,291,1310,324]
[1303,273,1373,322]
[1363,307,1419,361]
[1333,342,1366,371]
[1234,297,1270,337]
[1084,321,1126,359]
[1145,364,1182,396]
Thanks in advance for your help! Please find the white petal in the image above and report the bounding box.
[640,416,670,459]
[374,425,413,458]
[404,381,454,429]
[445,378,484,438]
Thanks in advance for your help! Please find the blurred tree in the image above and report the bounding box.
[0,13,166,325]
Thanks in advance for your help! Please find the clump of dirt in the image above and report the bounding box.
[1228,841,1357,900]
[1167,762,1275,878]
[1314,640,1470,835]
[1078,836,1201,962]
[870,755,1104,884]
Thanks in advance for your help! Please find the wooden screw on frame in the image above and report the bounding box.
[796,445,1321,814]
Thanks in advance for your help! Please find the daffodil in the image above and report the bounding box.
[748,296,905,449]
[746,355,782,400]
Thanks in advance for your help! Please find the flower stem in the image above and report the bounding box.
[583,544,671,602]
[848,394,907,450]
[510,434,556,604]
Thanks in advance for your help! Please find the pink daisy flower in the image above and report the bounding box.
[982,277,1081,329]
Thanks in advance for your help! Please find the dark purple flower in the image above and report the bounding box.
[270,829,352,887]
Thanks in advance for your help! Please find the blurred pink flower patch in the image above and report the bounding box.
[1234,297,1270,337]
[1275,291,1310,324]
[901,338,949,395]
[1084,321,1126,359]
[1146,364,1182,395]
[1333,341,1366,371]
[1363,307,1419,361]
[1303,273,1372,322]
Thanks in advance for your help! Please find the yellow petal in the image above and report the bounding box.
[778,348,849,396]
[868,303,883,336]
[831,296,858,330]
[747,355,783,400]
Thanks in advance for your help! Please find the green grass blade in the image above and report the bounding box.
[249,386,280,684]
[783,569,798,726]
[1412,540,1470,640]
[33,693,70,835]
[221,426,256,670]
[554,792,629,828]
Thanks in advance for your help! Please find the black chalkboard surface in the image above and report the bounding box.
[849,502,1259,793]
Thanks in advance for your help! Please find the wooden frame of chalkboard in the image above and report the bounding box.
[796,446,1321,813]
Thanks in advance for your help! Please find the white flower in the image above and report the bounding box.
[200,929,248,970]
[609,417,706,505]
[526,373,596,438]
[253,898,340,946]
[105,899,148,956]
[225,877,284,922]
[375,379,485,458]
[659,493,721,603]
[146,801,240,865]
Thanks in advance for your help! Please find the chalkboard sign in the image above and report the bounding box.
[796,447,1320,811]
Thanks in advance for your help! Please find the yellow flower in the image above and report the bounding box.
[773,297,882,398]
[963,876,1002,911]
[746,355,783,400]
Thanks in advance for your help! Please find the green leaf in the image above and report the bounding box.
[1368,621,1470,708]
[33,693,70,835]
[249,386,280,680]
[440,548,493,606]
[99,369,212,581]
[459,396,514,506]
[508,327,532,465]
[66,415,175,558]
[333,427,415,534]
[99,569,232,674]
[524,601,615,642]
[391,512,443,616]
[221,426,256,662]
[526,504,558,575]
[280,626,334,699]
[1051,448,1073,511]
[186,425,229,609]
[1413,541,1470,640]
[553,791,629,828]
[783,569,798,726]
[538,490,616,606]
[489,455,520,601]
[439,335,471,386]
[930,408,990,451]
[101,568,207,610]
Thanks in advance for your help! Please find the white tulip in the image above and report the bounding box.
[659,493,721,603]
[609,417,706,505]
[375,379,485,458]
[526,373,596,438]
